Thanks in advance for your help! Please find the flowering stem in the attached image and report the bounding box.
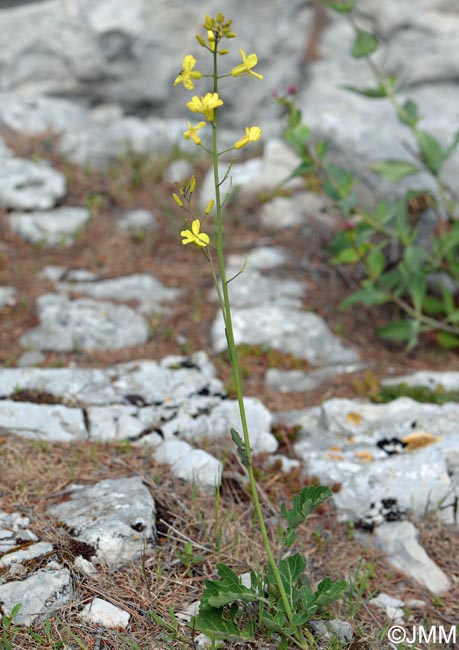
[210,48,308,648]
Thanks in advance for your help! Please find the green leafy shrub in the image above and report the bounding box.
[279,0,459,350]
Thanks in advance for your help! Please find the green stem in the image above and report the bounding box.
[210,48,308,648]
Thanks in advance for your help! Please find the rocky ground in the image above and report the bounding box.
[0,105,458,648]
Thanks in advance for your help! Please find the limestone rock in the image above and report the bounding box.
[20,294,149,351]
[265,363,366,393]
[0,92,88,135]
[260,192,329,230]
[212,267,305,309]
[0,568,73,625]
[48,477,156,567]
[117,209,157,233]
[154,439,223,489]
[8,206,90,246]
[383,371,459,393]
[228,246,288,271]
[292,397,459,523]
[310,619,353,644]
[0,135,14,159]
[164,159,193,184]
[80,597,130,629]
[372,521,451,594]
[0,158,66,210]
[369,593,405,624]
[212,304,359,364]
[0,401,86,442]
[56,272,179,315]
[0,286,17,308]
[0,541,54,569]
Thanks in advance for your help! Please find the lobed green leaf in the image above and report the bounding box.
[351,29,379,58]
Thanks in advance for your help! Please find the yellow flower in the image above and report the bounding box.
[234,126,262,149]
[184,121,207,145]
[181,219,210,248]
[187,93,223,121]
[231,49,263,80]
[174,55,203,90]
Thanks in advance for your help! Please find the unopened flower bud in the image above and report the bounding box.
[205,199,214,214]
[196,34,206,47]
[172,193,183,207]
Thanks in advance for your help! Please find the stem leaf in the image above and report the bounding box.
[370,159,421,183]
[351,29,379,58]
[230,428,250,468]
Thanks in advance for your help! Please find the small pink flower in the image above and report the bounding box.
[271,89,279,98]
[343,221,355,230]
[287,84,297,95]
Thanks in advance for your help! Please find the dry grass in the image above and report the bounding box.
[1,434,458,649]
[0,130,458,648]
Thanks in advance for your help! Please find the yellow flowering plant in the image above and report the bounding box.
[167,12,346,648]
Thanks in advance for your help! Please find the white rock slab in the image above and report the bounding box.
[0,135,14,159]
[8,207,90,247]
[213,268,305,309]
[0,158,66,210]
[372,522,451,594]
[300,396,459,439]
[0,92,88,136]
[265,363,366,393]
[110,353,223,406]
[0,511,37,553]
[48,477,156,567]
[164,158,193,184]
[0,286,17,308]
[0,568,73,625]
[0,542,54,569]
[383,371,459,392]
[309,619,353,644]
[56,273,179,315]
[80,597,130,629]
[292,397,459,523]
[0,367,117,405]
[369,593,405,624]
[87,405,146,441]
[20,294,149,351]
[259,192,329,230]
[155,439,223,489]
[0,401,86,441]
[212,304,359,364]
[228,246,288,271]
[0,352,225,404]
[117,209,157,233]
